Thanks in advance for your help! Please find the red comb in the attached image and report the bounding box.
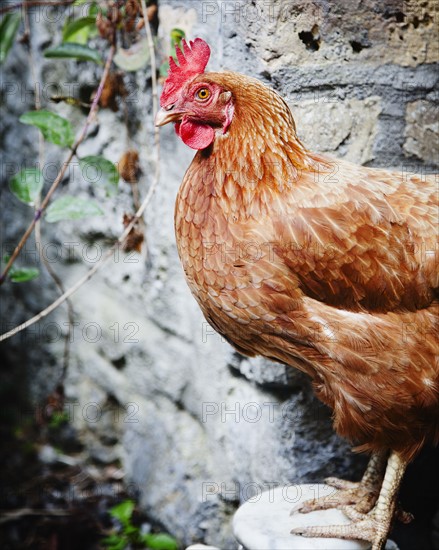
[160,38,211,107]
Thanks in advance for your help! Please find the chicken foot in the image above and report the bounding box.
[292,450,387,515]
[291,452,409,550]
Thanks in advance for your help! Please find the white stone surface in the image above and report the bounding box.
[233,485,398,550]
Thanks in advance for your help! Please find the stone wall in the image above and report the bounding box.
[1,0,438,547]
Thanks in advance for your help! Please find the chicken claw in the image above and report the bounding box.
[291,452,410,550]
[292,451,387,515]
[291,508,387,550]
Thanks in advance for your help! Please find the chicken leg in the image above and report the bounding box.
[291,452,409,550]
[293,450,387,515]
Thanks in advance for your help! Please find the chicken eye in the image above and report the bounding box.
[196,88,210,100]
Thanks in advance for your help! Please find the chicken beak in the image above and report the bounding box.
[155,107,185,127]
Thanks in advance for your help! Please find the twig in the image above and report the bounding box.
[140,0,158,121]
[123,0,159,223]
[0,183,159,342]
[139,0,160,209]
[24,0,73,377]
[0,12,161,343]
[0,508,70,524]
[0,0,75,15]
[0,43,116,286]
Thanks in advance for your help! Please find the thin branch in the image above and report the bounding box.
[0,509,70,525]
[0,179,159,342]
[0,12,161,343]
[24,0,74,376]
[0,0,75,15]
[140,0,158,120]
[35,226,74,375]
[139,0,160,205]
[0,43,116,286]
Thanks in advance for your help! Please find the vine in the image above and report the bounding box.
[0,0,181,546]
[0,0,181,345]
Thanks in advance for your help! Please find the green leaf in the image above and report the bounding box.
[10,267,40,283]
[109,500,135,526]
[88,3,100,18]
[62,16,96,45]
[160,30,186,78]
[170,28,185,47]
[0,13,21,64]
[10,168,44,205]
[114,39,150,72]
[48,411,69,428]
[44,43,102,64]
[80,155,119,196]
[142,533,178,550]
[102,534,127,550]
[45,196,104,223]
[123,524,138,537]
[159,61,169,78]
[19,110,75,148]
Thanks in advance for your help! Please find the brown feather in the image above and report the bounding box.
[174,71,439,462]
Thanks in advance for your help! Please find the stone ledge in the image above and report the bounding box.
[233,485,399,550]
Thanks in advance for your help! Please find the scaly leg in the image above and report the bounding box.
[291,451,409,550]
[292,450,388,515]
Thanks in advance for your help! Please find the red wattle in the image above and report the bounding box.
[177,119,215,150]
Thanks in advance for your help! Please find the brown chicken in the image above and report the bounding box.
[155,38,439,549]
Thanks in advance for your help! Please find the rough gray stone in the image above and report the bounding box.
[290,96,381,163]
[238,0,439,69]
[404,99,439,164]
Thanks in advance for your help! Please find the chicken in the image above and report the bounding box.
[155,38,439,549]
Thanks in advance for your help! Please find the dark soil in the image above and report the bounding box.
[0,386,148,550]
